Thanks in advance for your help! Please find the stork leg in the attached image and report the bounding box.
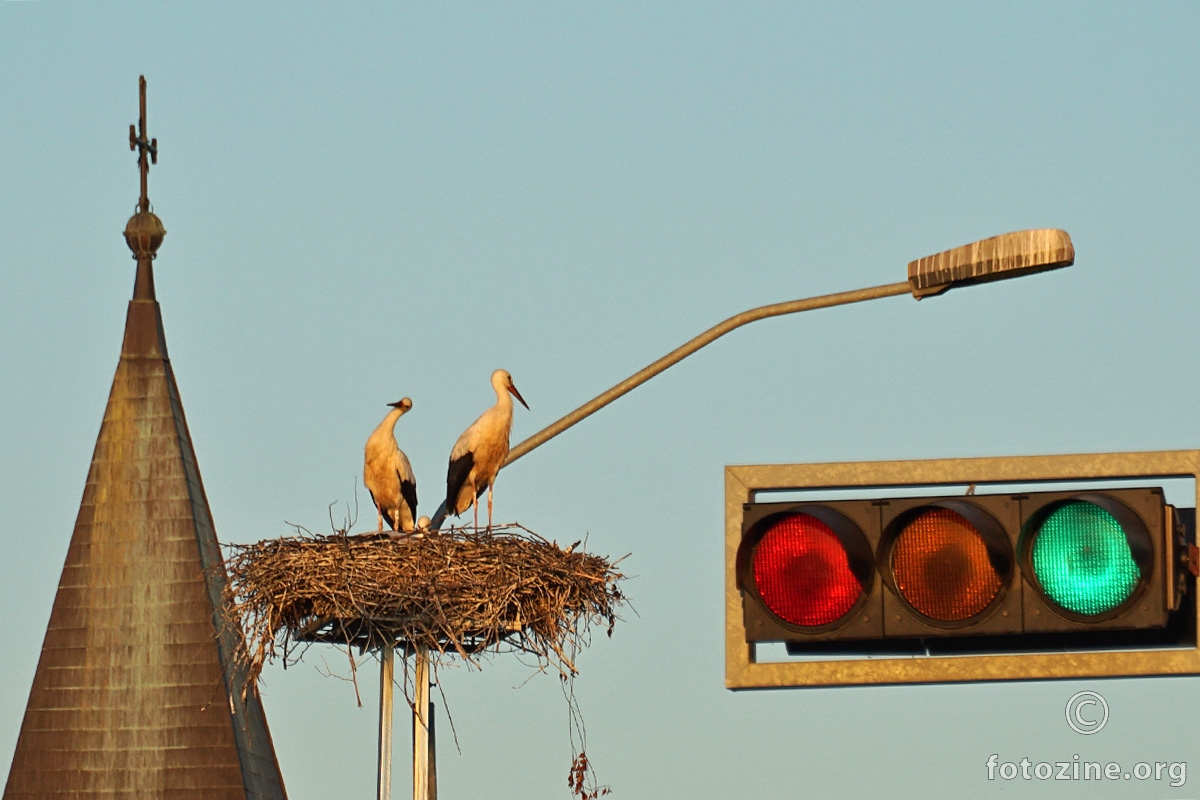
[472,487,479,532]
[486,486,494,531]
[377,508,384,534]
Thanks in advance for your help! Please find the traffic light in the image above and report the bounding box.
[725,450,1200,689]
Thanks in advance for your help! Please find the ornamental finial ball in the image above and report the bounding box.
[124,209,166,260]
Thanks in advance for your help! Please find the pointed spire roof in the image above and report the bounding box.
[4,76,287,800]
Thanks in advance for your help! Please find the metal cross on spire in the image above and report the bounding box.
[123,75,166,294]
[128,75,157,213]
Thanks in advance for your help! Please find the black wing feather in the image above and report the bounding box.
[398,470,418,520]
[445,452,475,516]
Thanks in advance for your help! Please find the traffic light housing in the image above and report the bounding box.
[725,450,1199,689]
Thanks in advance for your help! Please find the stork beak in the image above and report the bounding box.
[507,382,529,410]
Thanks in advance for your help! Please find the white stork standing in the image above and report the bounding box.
[364,397,418,533]
[445,369,529,530]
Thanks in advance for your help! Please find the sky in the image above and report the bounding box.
[3,3,1200,798]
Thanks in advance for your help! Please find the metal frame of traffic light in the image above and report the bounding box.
[725,449,1200,689]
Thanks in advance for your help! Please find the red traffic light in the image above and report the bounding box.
[747,512,869,629]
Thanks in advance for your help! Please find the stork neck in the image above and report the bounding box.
[491,373,513,410]
[376,407,405,436]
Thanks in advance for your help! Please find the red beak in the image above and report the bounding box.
[508,382,529,410]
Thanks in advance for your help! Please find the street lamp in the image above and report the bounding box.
[504,227,1074,466]
[395,228,1074,800]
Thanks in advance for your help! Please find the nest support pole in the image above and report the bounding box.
[378,643,435,800]
[413,646,434,800]
[378,643,394,800]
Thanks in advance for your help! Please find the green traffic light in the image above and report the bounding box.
[1031,500,1142,616]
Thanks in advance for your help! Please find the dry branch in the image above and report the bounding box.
[222,524,627,690]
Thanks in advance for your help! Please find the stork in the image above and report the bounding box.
[445,369,529,530]
[364,398,418,533]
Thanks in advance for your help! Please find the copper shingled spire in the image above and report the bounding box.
[3,76,287,800]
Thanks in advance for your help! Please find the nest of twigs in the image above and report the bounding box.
[223,524,627,688]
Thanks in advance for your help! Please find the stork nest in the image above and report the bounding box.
[222,524,628,688]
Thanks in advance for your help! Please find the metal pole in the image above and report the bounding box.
[413,646,431,800]
[428,700,437,800]
[505,280,913,465]
[377,643,394,800]
[427,279,912,529]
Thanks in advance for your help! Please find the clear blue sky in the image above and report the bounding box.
[3,3,1200,798]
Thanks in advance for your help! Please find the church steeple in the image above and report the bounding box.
[4,76,287,800]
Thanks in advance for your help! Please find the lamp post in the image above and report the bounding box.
[504,228,1073,467]
[393,227,1075,800]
